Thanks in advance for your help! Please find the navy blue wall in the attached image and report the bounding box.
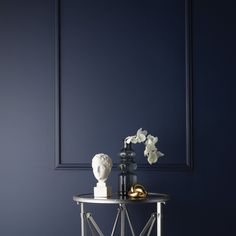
[0,0,236,235]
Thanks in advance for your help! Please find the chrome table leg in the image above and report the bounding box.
[111,207,121,236]
[139,213,156,236]
[124,205,135,236]
[157,202,162,236]
[80,203,86,236]
[86,213,104,236]
[120,204,125,236]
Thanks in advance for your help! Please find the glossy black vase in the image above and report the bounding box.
[118,143,137,196]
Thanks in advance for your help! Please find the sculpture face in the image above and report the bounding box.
[93,164,108,182]
[92,153,112,183]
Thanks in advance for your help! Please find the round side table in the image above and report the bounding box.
[73,193,170,236]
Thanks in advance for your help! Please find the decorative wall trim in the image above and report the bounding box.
[54,0,193,171]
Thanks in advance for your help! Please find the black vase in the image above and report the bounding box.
[118,143,137,196]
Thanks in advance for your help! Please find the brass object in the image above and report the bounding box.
[128,184,148,199]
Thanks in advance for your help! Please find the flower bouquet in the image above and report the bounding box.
[119,128,164,196]
[124,128,164,164]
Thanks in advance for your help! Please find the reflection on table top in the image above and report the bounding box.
[73,193,170,204]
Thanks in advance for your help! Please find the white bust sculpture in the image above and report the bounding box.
[92,153,112,198]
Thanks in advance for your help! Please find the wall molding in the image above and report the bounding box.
[54,0,193,171]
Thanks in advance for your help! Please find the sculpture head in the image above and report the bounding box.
[92,153,112,183]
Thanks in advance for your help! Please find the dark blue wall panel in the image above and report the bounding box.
[56,0,192,170]
[0,0,236,236]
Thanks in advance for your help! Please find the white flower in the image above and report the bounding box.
[136,128,148,143]
[125,135,136,144]
[147,152,158,164]
[124,128,164,165]
[145,134,158,145]
[144,143,157,157]
[124,128,147,145]
[146,149,164,165]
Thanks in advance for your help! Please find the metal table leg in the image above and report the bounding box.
[80,203,86,236]
[124,205,135,236]
[111,207,121,236]
[157,202,162,236]
[120,204,125,236]
[139,213,156,236]
[86,213,104,236]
